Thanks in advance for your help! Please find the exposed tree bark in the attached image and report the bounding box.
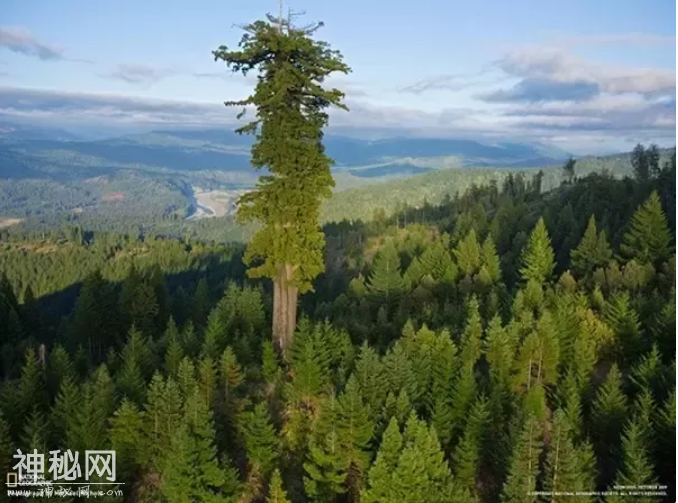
[273,263,298,359]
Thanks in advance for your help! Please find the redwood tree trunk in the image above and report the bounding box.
[272,263,298,360]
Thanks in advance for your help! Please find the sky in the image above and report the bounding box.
[0,0,675,153]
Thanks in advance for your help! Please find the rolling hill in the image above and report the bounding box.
[0,125,570,183]
[2,121,671,241]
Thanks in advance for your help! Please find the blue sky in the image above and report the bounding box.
[0,0,675,153]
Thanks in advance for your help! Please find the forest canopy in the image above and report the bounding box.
[0,146,675,501]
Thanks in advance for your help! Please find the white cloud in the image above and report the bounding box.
[0,27,64,60]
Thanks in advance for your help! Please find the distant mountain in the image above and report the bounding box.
[0,125,573,183]
[0,122,83,142]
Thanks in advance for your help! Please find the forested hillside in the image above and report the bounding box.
[2,146,674,244]
[322,147,676,223]
[0,160,675,501]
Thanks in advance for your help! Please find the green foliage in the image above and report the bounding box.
[303,394,346,500]
[213,16,350,292]
[620,191,673,266]
[364,414,454,503]
[605,293,642,364]
[607,419,658,502]
[542,410,594,501]
[520,217,555,284]
[367,241,406,304]
[267,469,291,503]
[0,148,675,502]
[570,215,612,277]
[362,418,403,503]
[304,378,374,500]
[631,143,650,181]
[452,395,490,494]
[454,229,482,278]
[501,416,543,503]
[591,364,628,485]
[162,390,237,503]
[241,403,278,477]
[562,157,576,182]
[164,318,184,377]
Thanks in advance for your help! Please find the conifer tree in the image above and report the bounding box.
[562,157,576,183]
[460,296,483,366]
[336,376,374,497]
[620,191,673,266]
[119,265,142,328]
[162,389,237,503]
[353,343,386,419]
[570,215,612,277]
[511,313,560,414]
[605,293,642,364]
[286,321,331,404]
[109,399,147,481]
[176,357,198,399]
[454,229,482,278]
[14,348,46,436]
[630,386,656,451]
[485,316,514,391]
[202,308,228,360]
[67,365,116,455]
[220,347,244,393]
[164,317,184,377]
[591,364,628,485]
[629,344,663,395]
[390,414,454,502]
[304,394,347,501]
[199,356,218,409]
[382,389,412,428]
[242,403,279,479]
[419,241,456,282]
[20,409,48,459]
[543,410,593,502]
[558,372,584,441]
[46,344,74,399]
[657,390,675,502]
[181,321,200,358]
[120,325,155,381]
[116,355,146,405]
[214,15,350,357]
[646,143,661,177]
[452,395,489,494]
[367,241,406,305]
[480,235,502,285]
[631,143,649,181]
[501,415,543,503]
[430,330,458,448]
[520,218,555,285]
[261,340,281,383]
[51,375,80,447]
[267,469,291,503]
[304,378,374,500]
[215,347,245,454]
[362,418,403,503]
[607,419,658,503]
[144,373,184,463]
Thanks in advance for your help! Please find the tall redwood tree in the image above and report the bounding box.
[213,14,350,358]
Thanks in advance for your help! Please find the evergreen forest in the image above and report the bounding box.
[0,12,676,503]
[0,147,675,501]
